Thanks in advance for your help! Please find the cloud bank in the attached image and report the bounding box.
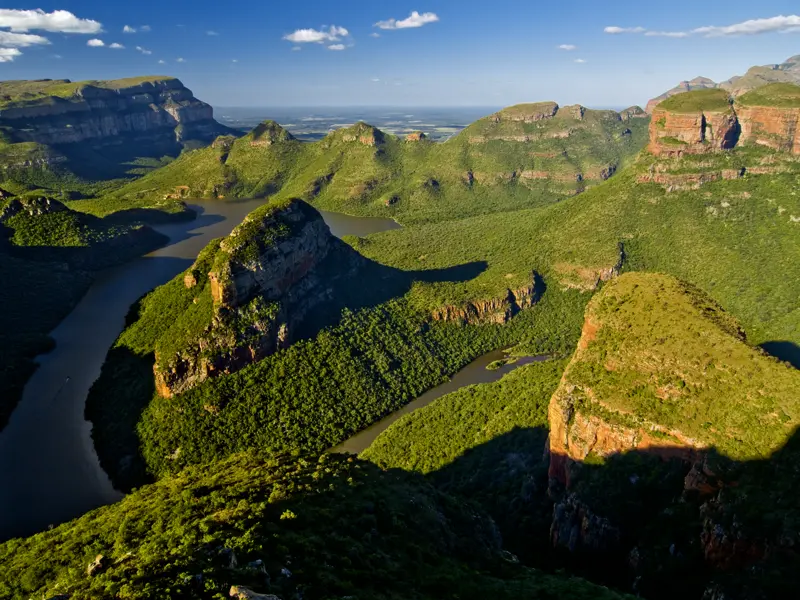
[375,11,439,30]
[605,15,800,38]
[284,25,349,44]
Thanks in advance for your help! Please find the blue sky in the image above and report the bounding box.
[0,2,799,108]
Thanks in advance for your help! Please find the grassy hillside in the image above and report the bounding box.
[0,452,631,600]
[0,76,178,109]
[737,82,800,107]
[657,89,732,113]
[110,108,650,225]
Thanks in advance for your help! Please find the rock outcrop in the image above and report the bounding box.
[0,77,232,148]
[154,199,347,397]
[646,76,718,114]
[431,273,542,324]
[648,83,800,156]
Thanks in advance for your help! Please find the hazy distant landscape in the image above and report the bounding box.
[215,106,501,140]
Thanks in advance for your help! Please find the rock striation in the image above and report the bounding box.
[0,77,231,148]
[648,83,800,156]
[431,273,542,324]
[153,199,360,398]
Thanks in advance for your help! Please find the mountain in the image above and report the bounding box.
[108,103,650,225]
[0,451,633,600]
[0,76,236,202]
[645,55,800,113]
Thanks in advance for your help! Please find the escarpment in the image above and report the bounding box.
[153,199,353,398]
[648,83,800,157]
[0,77,232,148]
[545,273,800,589]
[432,273,543,324]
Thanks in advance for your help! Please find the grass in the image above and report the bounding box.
[562,273,800,461]
[0,76,177,109]
[737,82,800,108]
[0,452,632,600]
[657,88,732,113]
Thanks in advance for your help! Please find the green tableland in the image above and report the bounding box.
[736,82,800,108]
[657,88,732,113]
[0,452,632,600]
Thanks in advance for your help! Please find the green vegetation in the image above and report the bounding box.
[0,452,631,600]
[658,88,732,113]
[88,281,588,490]
[0,76,177,109]
[363,359,567,559]
[110,109,649,225]
[737,82,800,108]
[0,196,167,431]
[563,273,800,460]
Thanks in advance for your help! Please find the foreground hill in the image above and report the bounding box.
[0,77,235,203]
[0,452,631,600]
[109,103,649,224]
[364,273,800,598]
[646,54,800,112]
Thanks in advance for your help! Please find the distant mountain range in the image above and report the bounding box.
[646,54,800,112]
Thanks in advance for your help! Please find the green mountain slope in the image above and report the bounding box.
[110,105,650,225]
[0,452,631,600]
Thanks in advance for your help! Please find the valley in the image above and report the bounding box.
[0,48,799,600]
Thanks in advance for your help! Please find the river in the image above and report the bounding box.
[0,200,400,541]
[332,351,548,455]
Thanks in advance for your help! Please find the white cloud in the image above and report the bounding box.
[0,31,50,47]
[644,31,690,38]
[371,78,380,82]
[605,15,800,39]
[284,25,349,43]
[158,59,165,64]
[604,26,645,34]
[328,43,346,51]
[141,25,151,32]
[232,58,238,63]
[123,25,136,33]
[291,46,301,51]
[176,57,185,62]
[558,44,576,50]
[0,47,22,62]
[52,53,62,59]
[575,58,587,63]
[0,9,101,33]
[692,15,800,37]
[207,30,219,36]
[375,11,439,30]
[370,32,380,38]
[109,42,124,49]
[135,46,152,55]
[87,38,105,47]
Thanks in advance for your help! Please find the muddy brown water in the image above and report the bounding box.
[332,351,548,455]
[0,201,401,541]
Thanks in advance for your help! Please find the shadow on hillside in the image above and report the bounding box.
[295,237,488,342]
[761,341,800,369]
[55,137,182,181]
[418,425,800,600]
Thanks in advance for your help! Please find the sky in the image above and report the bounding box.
[0,2,798,108]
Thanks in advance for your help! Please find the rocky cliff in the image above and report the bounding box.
[153,199,353,398]
[648,83,800,156]
[545,273,800,594]
[0,76,231,148]
[431,273,542,324]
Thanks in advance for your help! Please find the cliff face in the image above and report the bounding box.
[544,273,800,591]
[154,200,340,398]
[431,274,541,324]
[0,77,230,147]
[648,84,800,156]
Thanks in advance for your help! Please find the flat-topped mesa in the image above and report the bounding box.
[620,105,647,120]
[546,273,800,560]
[736,83,800,154]
[154,199,336,398]
[432,273,542,325]
[246,120,295,147]
[648,89,739,157]
[648,83,800,156]
[490,101,559,123]
[0,76,231,146]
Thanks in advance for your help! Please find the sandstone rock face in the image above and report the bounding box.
[432,274,541,324]
[229,586,281,600]
[0,196,67,223]
[0,78,229,147]
[648,107,740,156]
[405,131,426,142]
[737,105,800,154]
[491,102,559,123]
[154,200,341,398]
